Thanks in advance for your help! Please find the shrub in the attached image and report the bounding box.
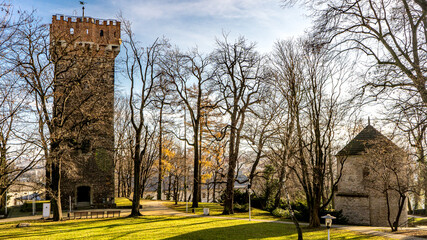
[271,208,290,218]
[234,203,249,212]
[289,200,348,224]
[220,189,249,205]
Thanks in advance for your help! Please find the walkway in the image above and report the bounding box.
[140,200,186,216]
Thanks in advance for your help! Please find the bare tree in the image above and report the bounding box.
[114,95,133,198]
[284,0,426,106]
[120,17,167,216]
[0,3,39,214]
[161,48,213,208]
[363,139,414,231]
[271,39,349,227]
[212,35,265,214]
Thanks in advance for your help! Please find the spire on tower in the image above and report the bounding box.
[79,1,86,17]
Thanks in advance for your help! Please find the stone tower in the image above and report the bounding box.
[335,124,407,226]
[50,15,120,208]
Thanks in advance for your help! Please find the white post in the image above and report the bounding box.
[248,185,251,221]
[328,228,330,240]
[248,192,251,221]
[32,197,36,216]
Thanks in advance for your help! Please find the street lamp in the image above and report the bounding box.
[321,214,336,240]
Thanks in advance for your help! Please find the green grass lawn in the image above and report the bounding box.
[163,201,287,221]
[115,197,133,207]
[0,215,388,240]
[412,217,427,226]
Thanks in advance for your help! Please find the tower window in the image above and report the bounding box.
[86,29,89,35]
[100,30,104,37]
[70,28,74,34]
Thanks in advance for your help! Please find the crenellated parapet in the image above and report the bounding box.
[50,14,121,54]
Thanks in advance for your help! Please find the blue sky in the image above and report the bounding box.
[14,0,311,53]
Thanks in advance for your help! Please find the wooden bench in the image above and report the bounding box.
[106,210,120,218]
[73,211,89,219]
[90,211,104,219]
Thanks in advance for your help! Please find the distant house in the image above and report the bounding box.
[335,124,408,227]
[7,182,44,207]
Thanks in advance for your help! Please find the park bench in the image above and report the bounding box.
[73,211,89,219]
[106,210,120,217]
[90,211,105,219]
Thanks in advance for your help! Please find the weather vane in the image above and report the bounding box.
[80,1,86,18]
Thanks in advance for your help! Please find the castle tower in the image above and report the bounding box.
[335,125,407,226]
[50,15,120,208]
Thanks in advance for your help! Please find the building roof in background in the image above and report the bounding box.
[336,125,396,156]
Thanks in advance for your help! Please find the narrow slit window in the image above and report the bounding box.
[86,29,89,35]
[100,30,104,37]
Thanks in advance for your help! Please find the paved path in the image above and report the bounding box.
[140,201,186,216]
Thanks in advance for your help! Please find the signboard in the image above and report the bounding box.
[42,203,51,218]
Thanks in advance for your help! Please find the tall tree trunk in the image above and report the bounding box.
[192,127,199,208]
[167,172,172,200]
[274,167,286,209]
[309,199,321,227]
[285,188,303,240]
[130,136,142,216]
[198,125,202,203]
[51,156,62,221]
[223,119,241,215]
[198,162,202,202]
[207,181,210,203]
[223,126,237,214]
[213,174,217,203]
[157,104,163,201]
[174,174,179,205]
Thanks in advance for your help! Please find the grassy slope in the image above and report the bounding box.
[163,201,285,221]
[0,215,388,240]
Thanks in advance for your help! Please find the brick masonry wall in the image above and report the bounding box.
[50,15,120,207]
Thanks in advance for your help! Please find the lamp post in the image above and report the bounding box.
[321,214,336,240]
[248,183,251,221]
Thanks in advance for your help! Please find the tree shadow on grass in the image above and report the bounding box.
[164,223,382,240]
[0,216,186,240]
[164,222,297,240]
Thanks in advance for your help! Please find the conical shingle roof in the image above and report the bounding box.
[336,125,394,156]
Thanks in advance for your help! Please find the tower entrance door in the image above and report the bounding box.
[77,186,91,206]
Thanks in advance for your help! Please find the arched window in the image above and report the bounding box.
[70,28,74,34]
[100,30,104,37]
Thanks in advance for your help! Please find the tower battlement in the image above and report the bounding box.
[50,14,121,52]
